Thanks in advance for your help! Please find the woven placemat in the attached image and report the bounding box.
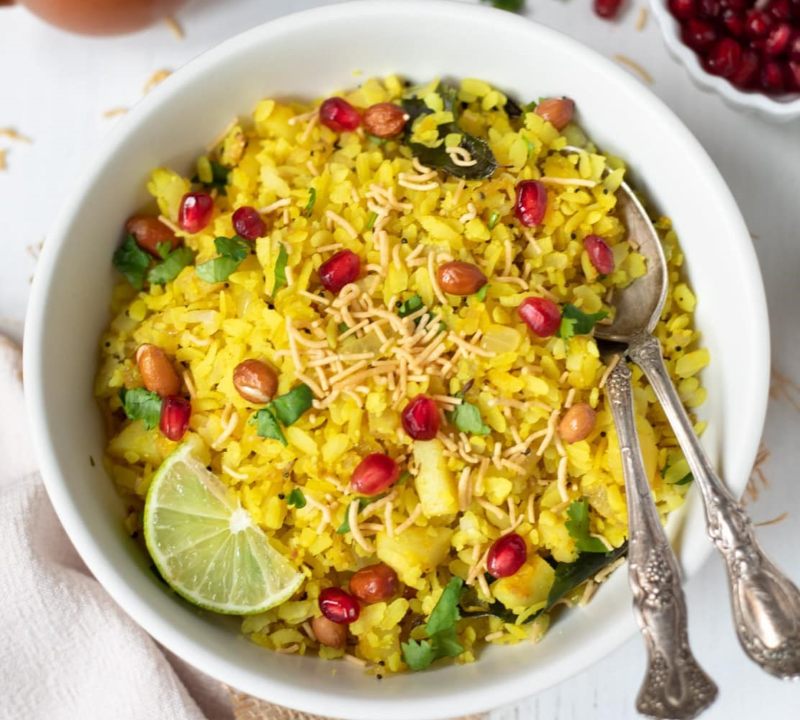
[230,688,484,720]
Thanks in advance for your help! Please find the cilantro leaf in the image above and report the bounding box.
[556,304,608,341]
[194,160,230,193]
[337,322,349,334]
[119,387,162,430]
[565,499,608,553]
[250,407,287,445]
[287,488,306,508]
[148,246,195,285]
[196,236,249,283]
[336,497,374,534]
[401,639,436,671]
[431,626,464,658]
[113,235,150,290]
[427,577,464,635]
[273,243,288,294]
[447,401,490,436]
[336,503,354,534]
[397,294,424,318]
[481,0,525,11]
[303,188,316,217]
[155,241,172,260]
[474,284,489,302]
[270,384,313,426]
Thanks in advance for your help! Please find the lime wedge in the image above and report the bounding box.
[143,442,303,615]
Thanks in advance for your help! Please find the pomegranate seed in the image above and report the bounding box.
[319,588,360,624]
[318,250,361,294]
[351,453,400,496]
[178,192,214,233]
[160,396,191,441]
[722,0,748,10]
[593,0,624,19]
[745,10,773,38]
[583,235,615,275]
[319,97,361,133]
[232,206,266,240]
[788,60,800,89]
[723,9,746,37]
[517,297,562,338]
[401,395,440,440]
[704,38,743,77]
[765,23,793,55]
[768,0,792,20]
[514,180,548,227]
[790,33,800,60]
[730,49,762,88]
[669,0,696,20]
[698,0,721,18]
[761,60,788,91]
[682,19,719,50]
[487,533,528,578]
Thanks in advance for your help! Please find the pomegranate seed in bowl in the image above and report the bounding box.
[351,453,400,496]
[318,250,361,293]
[517,297,561,338]
[232,206,266,240]
[178,192,214,233]
[160,396,191,441]
[704,38,743,77]
[401,395,440,440]
[514,180,548,227]
[319,97,361,132]
[319,587,360,624]
[584,235,615,275]
[487,533,527,578]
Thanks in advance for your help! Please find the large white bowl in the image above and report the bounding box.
[649,0,800,122]
[24,2,770,718]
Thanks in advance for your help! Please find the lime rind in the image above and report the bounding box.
[143,442,304,615]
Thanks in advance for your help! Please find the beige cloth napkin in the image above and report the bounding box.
[0,336,480,720]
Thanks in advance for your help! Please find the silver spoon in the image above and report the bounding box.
[603,349,718,719]
[594,176,800,679]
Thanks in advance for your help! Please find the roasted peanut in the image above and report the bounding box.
[558,403,596,443]
[349,563,399,604]
[436,261,488,296]
[363,102,407,138]
[125,215,180,257]
[233,360,278,404]
[135,344,181,397]
[311,615,347,649]
[534,97,575,131]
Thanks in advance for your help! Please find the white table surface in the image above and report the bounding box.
[1,0,799,718]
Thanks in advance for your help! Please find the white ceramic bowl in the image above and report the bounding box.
[24,2,770,718]
[649,0,800,122]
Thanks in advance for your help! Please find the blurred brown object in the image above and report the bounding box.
[0,0,188,35]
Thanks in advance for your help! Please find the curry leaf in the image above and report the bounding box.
[112,235,151,290]
[565,500,609,553]
[675,472,694,485]
[546,543,627,610]
[148,246,196,285]
[557,304,608,341]
[270,384,313,426]
[273,243,288,294]
[250,408,287,445]
[287,488,306,509]
[408,133,497,180]
[119,387,162,430]
[481,0,526,11]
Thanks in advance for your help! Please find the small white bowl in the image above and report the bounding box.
[24,2,770,718]
[649,0,800,121]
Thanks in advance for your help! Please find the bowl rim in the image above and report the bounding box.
[648,0,800,120]
[23,1,771,717]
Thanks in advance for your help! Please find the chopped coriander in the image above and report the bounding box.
[565,499,608,553]
[148,246,195,285]
[196,236,248,283]
[397,294,424,318]
[119,387,162,430]
[337,497,374,533]
[112,235,150,290]
[303,187,317,217]
[557,304,608,341]
[155,241,172,260]
[366,211,378,230]
[447,400,490,436]
[426,577,463,635]
[480,0,526,11]
[474,284,489,302]
[487,211,500,230]
[287,488,306,509]
[270,384,313,426]
[337,322,349,334]
[250,407,287,445]
[273,242,288,294]
[336,510,351,534]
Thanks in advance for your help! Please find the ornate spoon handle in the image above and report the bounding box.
[605,358,717,719]
[628,330,800,679]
